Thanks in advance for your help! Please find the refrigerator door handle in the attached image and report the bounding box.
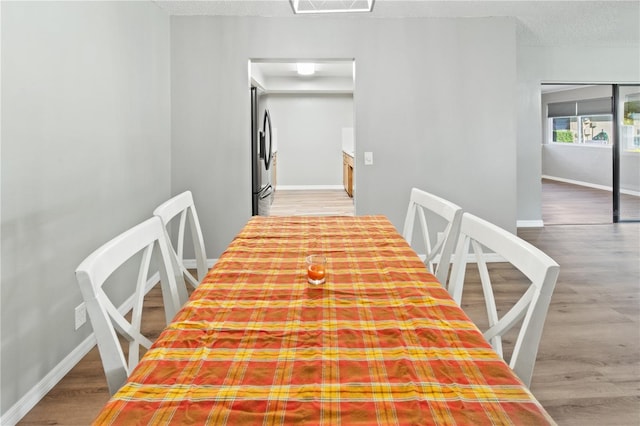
[259,130,265,159]
[263,110,273,170]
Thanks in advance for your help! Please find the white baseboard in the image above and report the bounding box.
[0,334,97,426]
[542,175,640,197]
[622,188,640,197]
[1,272,160,426]
[542,174,611,192]
[517,220,545,228]
[276,185,343,191]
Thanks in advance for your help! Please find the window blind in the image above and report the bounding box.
[548,97,612,117]
[577,97,612,115]
[547,101,576,117]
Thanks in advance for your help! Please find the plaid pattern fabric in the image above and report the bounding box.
[94,215,555,425]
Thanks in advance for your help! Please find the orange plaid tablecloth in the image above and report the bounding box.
[94,215,555,425]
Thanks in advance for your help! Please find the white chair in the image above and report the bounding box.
[75,217,184,395]
[153,191,208,294]
[402,187,463,285]
[448,212,560,387]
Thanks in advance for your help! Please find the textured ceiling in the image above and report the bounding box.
[154,0,640,46]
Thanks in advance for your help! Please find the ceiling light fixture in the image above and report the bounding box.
[290,0,375,14]
[297,63,316,76]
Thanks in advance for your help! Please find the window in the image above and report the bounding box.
[548,98,613,146]
[621,94,640,152]
[551,116,577,142]
[550,114,613,145]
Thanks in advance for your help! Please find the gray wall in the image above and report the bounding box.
[171,16,517,259]
[265,93,353,187]
[1,1,170,415]
[516,46,640,223]
[543,144,613,186]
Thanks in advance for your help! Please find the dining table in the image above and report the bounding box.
[93,215,556,425]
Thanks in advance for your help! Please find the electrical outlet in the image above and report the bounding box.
[75,302,87,330]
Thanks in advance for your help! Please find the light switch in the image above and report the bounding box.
[364,151,373,165]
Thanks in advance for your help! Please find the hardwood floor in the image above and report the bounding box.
[17,187,640,425]
[515,224,640,425]
[542,178,640,225]
[269,188,354,216]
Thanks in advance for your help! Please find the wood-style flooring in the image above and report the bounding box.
[542,178,640,224]
[17,185,640,425]
[270,189,354,216]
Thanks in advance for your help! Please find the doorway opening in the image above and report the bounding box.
[249,59,356,216]
[540,83,640,225]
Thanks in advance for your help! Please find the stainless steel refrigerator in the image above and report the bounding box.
[251,86,274,216]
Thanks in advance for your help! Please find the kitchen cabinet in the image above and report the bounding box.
[343,152,353,197]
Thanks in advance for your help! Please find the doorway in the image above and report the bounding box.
[541,83,640,224]
[614,84,640,222]
[249,59,356,216]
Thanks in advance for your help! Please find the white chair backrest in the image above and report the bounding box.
[448,213,560,387]
[153,191,208,294]
[75,217,183,395]
[402,187,463,285]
